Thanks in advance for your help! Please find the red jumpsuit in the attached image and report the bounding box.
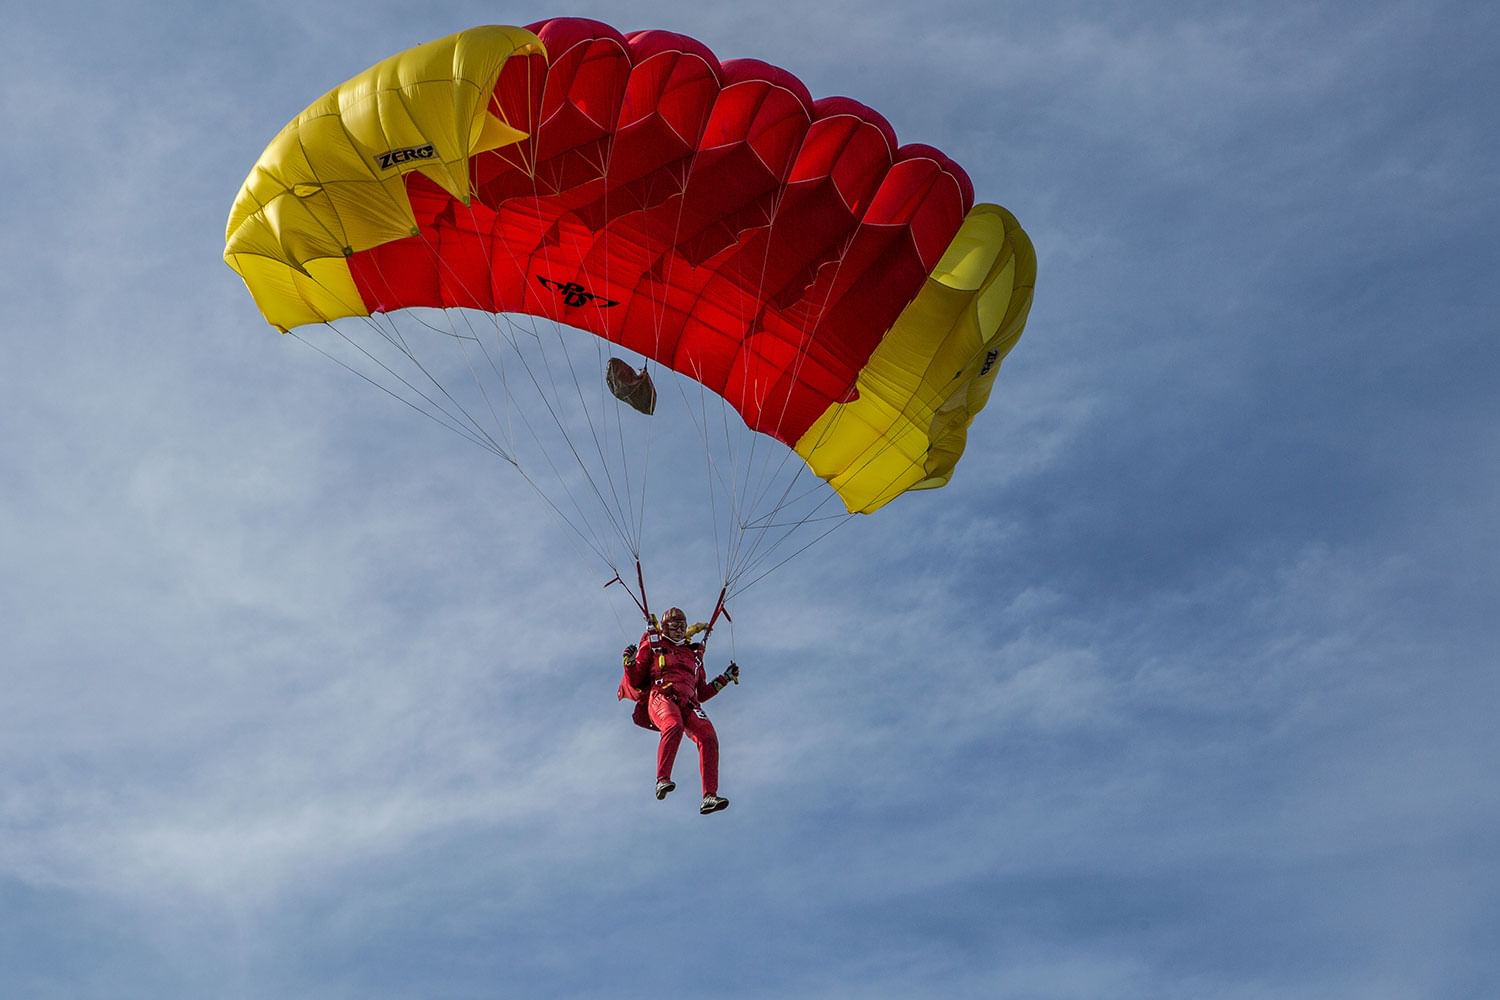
[618,630,724,796]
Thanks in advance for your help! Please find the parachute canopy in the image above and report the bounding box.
[225,17,1035,516]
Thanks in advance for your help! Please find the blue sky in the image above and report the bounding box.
[2,1,1497,998]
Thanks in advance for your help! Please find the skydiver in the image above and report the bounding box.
[617,606,739,814]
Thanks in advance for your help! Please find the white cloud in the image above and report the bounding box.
[2,1,1496,997]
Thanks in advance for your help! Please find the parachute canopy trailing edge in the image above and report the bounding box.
[225,17,1036,515]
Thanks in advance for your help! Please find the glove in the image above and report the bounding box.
[685,621,710,639]
[622,643,637,667]
[712,662,740,691]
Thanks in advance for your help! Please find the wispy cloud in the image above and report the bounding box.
[2,1,1496,997]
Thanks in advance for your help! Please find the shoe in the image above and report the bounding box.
[700,794,730,814]
[655,779,676,800]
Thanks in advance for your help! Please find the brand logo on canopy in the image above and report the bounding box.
[537,276,620,309]
[373,143,436,170]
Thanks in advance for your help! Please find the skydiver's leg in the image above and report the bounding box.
[681,705,719,797]
[648,691,686,786]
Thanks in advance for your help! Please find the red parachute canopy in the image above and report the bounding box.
[225,18,1034,600]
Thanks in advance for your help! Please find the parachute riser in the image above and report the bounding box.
[603,559,653,625]
[608,570,730,649]
[698,585,731,654]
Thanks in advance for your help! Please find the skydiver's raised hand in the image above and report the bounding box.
[622,643,637,668]
[711,662,740,691]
